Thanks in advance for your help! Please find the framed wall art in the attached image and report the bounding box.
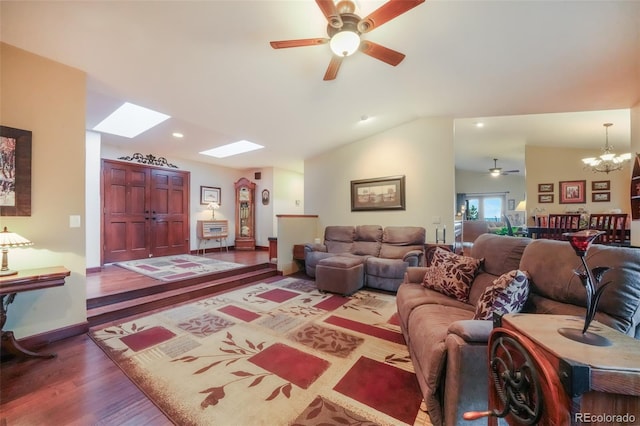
[591,180,610,191]
[0,126,32,216]
[559,180,586,204]
[592,192,611,202]
[538,183,554,193]
[538,194,554,204]
[351,175,405,211]
[200,186,221,205]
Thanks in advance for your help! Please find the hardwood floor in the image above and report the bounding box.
[0,250,278,425]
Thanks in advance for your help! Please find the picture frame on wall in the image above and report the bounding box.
[592,192,611,202]
[0,126,32,216]
[508,199,515,210]
[538,183,554,193]
[538,194,554,203]
[200,186,221,205]
[351,175,405,211]
[591,180,610,191]
[559,180,586,204]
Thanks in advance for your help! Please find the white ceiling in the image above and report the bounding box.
[1,1,638,175]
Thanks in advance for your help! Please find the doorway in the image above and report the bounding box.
[102,159,190,264]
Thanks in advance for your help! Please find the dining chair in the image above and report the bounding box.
[546,214,581,240]
[588,213,629,245]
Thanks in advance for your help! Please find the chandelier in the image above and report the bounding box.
[581,123,631,173]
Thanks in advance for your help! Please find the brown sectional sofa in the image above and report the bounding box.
[304,225,425,292]
[397,233,640,426]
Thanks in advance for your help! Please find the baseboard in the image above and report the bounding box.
[87,266,102,274]
[18,321,89,349]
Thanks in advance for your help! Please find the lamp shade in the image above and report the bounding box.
[515,200,527,211]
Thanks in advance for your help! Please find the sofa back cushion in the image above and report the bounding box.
[324,226,355,253]
[520,239,640,336]
[379,226,426,259]
[352,225,383,256]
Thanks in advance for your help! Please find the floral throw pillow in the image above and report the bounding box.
[421,248,483,302]
[473,270,530,320]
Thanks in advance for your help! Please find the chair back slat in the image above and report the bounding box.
[588,213,629,245]
[545,214,581,240]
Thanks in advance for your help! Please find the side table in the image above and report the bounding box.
[485,314,640,425]
[0,266,70,359]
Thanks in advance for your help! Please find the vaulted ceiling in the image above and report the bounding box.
[1,1,639,175]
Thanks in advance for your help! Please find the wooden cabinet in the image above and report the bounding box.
[196,220,228,253]
[234,177,256,250]
[631,153,640,220]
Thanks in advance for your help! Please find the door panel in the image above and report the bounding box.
[102,160,190,263]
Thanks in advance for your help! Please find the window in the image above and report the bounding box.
[464,194,506,221]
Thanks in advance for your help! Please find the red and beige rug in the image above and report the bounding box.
[115,255,244,281]
[90,277,429,426]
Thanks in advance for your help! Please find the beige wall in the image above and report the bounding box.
[304,117,455,244]
[525,144,631,224]
[1,43,87,337]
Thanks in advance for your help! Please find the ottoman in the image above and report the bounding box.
[315,255,365,295]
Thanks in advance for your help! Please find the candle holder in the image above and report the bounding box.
[558,230,612,346]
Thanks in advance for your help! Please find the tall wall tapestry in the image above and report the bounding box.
[0,126,32,216]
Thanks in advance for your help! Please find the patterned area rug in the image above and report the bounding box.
[115,255,244,282]
[90,277,429,426]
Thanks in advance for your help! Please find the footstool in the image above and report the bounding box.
[315,255,365,295]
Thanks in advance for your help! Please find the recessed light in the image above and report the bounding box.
[475,122,485,128]
[200,140,264,158]
[172,132,184,138]
[93,102,170,138]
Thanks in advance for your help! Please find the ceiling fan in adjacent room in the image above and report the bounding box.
[270,0,425,80]
[488,158,520,177]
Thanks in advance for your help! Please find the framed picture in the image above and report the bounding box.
[261,189,270,205]
[559,180,586,204]
[538,194,554,203]
[592,192,611,202]
[591,180,610,191]
[508,199,515,210]
[200,186,221,205]
[538,183,554,193]
[0,126,32,216]
[351,175,405,211]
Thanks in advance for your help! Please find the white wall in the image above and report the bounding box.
[631,102,640,246]
[304,117,455,244]
[85,131,101,269]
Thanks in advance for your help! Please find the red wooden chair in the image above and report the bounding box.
[588,213,629,245]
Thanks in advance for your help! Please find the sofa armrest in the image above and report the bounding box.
[402,249,424,266]
[404,266,428,284]
[447,320,493,343]
[304,243,327,254]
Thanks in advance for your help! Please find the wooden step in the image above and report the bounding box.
[87,265,278,327]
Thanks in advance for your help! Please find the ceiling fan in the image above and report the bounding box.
[270,0,425,81]
[488,158,520,177]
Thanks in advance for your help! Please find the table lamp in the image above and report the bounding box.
[207,202,220,219]
[0,227,33,276]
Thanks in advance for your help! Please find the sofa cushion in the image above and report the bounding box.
[473,270,530,320]
[470,234,531,276]
[422,248,482,302]
[351,225,383,256]
[379,226,426,259]
[324,226,355,253]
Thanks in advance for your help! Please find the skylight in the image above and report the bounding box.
[93,102,170,138]
[200,140,264,158]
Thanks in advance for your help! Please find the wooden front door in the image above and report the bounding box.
[102,160,190,264]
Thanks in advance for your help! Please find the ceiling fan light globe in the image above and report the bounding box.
[330,31,360,56]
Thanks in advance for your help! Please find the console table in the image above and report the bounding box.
[196,220,229,254]
[0,266,70,359]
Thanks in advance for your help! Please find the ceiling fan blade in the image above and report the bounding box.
[359,41,405,66]
[316,0,343,28]
[357,0,425,33]
[323,56,343,81]
[270,38,329,49]
[504,170,520,174]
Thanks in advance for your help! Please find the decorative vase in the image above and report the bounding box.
[558,230,612,346]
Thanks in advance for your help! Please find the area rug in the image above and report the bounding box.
[90,277,429,426]
[115,255,244,282]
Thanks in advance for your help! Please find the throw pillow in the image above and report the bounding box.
[473,270,530,320]
[422,248,483,302]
